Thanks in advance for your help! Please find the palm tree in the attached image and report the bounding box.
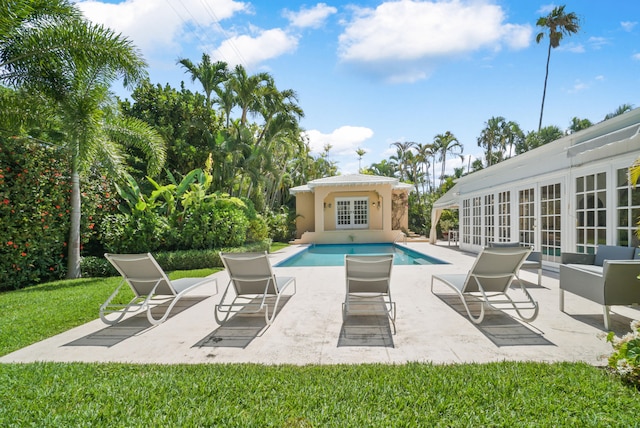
[604,104,634,120]
[568,117,592,134]
[177,53,229,108]
[415,142,435,194]
[432,131,462,188]
[536,5,580,131]
[2,0,165,278]
[477,117,506,167]
[228,64,273,126]
[390,141,416,182]
[503,120,524,159]
[356,147,367,172]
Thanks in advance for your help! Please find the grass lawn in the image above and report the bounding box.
[1,260,639,426]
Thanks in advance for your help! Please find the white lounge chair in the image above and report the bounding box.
[430,247,539,324]
[343,254,396,333]
[216,252,296,326]
[101,253,218,325]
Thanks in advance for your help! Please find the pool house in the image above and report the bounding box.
[432,108,640,268]
[290,174,413,244]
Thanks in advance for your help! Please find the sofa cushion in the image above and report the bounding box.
[594,245,636,266]
[635,247,640,260]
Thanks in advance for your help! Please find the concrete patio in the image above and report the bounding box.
[2,242,637,366]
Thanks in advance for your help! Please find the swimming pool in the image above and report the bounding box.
[275,243,448,267]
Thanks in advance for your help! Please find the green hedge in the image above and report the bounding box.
[81,239,272,277]
[0,137,118,290]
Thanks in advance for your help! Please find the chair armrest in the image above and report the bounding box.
[602,261,640,305]
[526,251,541,263]
[561,252,595,265]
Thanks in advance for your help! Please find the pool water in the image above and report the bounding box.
[275,243,447,267]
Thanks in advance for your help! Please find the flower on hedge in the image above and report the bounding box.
[21,252,26,257]
[606,320,640,385]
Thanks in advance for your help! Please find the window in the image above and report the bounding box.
[576,173,606,254]
[462,199,470,244]
[519,188,535,247]
[540,183,561,262]
[497,191,511,242]
[616,167,640,247]
[335,197,369,229]
[484,194,494,246]
[472,197,482,246]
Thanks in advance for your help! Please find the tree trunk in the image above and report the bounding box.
[66,171,82,278]
[538,43,552,132]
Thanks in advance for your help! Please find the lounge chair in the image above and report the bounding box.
[216,252,296,326]
[488,241,543,286]
[430,247,539,324]
[343,254,396,333]
[101,253,218,325]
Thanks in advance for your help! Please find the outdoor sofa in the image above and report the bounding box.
[559,245,640,330]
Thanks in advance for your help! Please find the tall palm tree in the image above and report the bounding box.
[536,5,580,131]
[504,120,524,159]
[390,141,416,182]
[228,64,273,126]
[477,116,506,167]
[434,131,462,187]
[356,147,367,172]
[2,0,164,278]
[177,53,229,108]
[415,142,435,194]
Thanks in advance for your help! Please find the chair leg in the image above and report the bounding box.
[537,268,542,286]
[559,289,564,312]
[603,306,611,331]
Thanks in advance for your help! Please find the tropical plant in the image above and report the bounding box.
[1,1,165,278]
[390,141,416,182]
[568,116,593,134]
[604,103,634,120]
[606,320,640,386]
[477,116,506,167]
[177,53,228,108]
[356,147,367,172]
[433,132,462,187]
[535,5,580,131]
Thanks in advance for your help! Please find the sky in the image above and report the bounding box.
[74,0,640,175]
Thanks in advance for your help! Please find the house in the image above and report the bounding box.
[290,174,413,244]
[431,108,640,268]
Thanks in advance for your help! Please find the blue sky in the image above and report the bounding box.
[75,0,640,175]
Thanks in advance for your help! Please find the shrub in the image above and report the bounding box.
[81,240,271,277]
[101,212,170,253]
[264,207,296,242]
[606,320,640,386]
[0,138,70,289]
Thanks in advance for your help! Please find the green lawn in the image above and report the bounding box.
[1,261,639,426]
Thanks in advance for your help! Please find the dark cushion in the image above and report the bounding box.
[594,245,636,266]
[635,247,640,260]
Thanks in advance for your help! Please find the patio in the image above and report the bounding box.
[2,242,636,366]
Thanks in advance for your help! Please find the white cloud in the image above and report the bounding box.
[621,21,637,32]
[338,0,531,82]
[303,126,374,156]
[588,37,609,50]
[77,0,247,55]
[536,4,557,15]
[212,28,298,68]
[285,3,337,29]
[633,53,640,61]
